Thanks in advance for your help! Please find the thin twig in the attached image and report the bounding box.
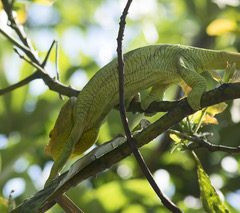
[0,40,56,96]
[0,27,32,55]
[40,192,85,213]
[55,194,84,213]
[55,41,60,81]
[53,41,64,100]
[116,1,182,212]
[0,72,40,95]
[0,28,77,97]
[13,48,47,74]
[168,129,240,153]
[43,40,56,67]
[2,0,37,60]
[13,46,79,97]
[0,4,78,97]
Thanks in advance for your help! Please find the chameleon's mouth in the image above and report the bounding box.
[49,129,53,139]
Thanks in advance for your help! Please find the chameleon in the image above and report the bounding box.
[45,44,240,182]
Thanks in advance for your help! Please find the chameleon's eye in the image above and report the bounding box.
[49,130,53,138]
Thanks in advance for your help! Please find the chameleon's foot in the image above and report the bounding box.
[44,173,58,188]
[141,99,149,111]
[44,162,61,188]
[187,95,201,111]
[141,96,160,117]
[141,103,155,117]
[132,119,151,134]
[141,83,166,116]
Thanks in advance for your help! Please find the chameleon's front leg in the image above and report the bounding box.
[45,123,82,186]
[141,83,169,110]
[177,57,207,110]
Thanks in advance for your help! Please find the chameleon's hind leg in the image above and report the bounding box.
[177,57,207,110]
[141,82,169,111]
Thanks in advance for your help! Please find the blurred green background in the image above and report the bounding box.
[0,0,240,212]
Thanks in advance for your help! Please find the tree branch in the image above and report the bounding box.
[0,72,39,95]
[0,40,56,95]
[11,82,240,213]
[0,27,32,56]
[2,0,37,60]
[116,1,182,212]
[0,40,77,97]
[0,4,79,97]
[54,194,84,213]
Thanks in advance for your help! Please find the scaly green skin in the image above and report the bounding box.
[46,44,240,182]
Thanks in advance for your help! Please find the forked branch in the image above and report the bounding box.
[0,2,78,97]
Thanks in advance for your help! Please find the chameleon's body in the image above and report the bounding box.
[45,44,240,181]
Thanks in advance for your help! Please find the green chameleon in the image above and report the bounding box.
[45,44,240,182]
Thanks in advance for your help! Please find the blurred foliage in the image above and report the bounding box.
[195,155,229,213]
[0,0,240,212]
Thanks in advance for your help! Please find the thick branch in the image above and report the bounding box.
[11,82,240,213]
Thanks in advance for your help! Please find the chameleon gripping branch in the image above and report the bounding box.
[10,82,240,212]
[43,37,240,212]
[3,1,240,212]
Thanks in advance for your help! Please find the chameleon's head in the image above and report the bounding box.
[45,97,77,161]
[45,97,100,161]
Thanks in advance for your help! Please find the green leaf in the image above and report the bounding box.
[195,156,229,213]
[169,133,182,144]
[189,103,228,126]
[206,18,237,36]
